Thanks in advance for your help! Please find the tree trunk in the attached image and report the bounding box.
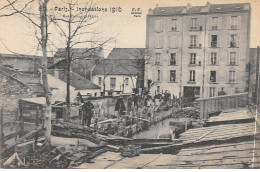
[66,46,71,121]
[65,6,73,121]
[40,0,51,146]
[103,80,106,97]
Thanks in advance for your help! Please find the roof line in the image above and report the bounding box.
[0,68,31,89]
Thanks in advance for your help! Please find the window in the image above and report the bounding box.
[94,92,97,97]
[155,35,162,48]
[211,35,218,47]
[170,70,176,82]
[169,36,178,48]
[190,53,196,64]
[191,18,197,30]
[230,34,237,47]
[212,17,218,30]
[170,19,178,31]
[230,52,236,65]
[229,71,236,83]
[157,70,161,82]
[210,52,217,65]
[155,53,161,65]
[110,77,116,89]
[231,16,238,29]
[190,35,197,47]
[125,78,129,86]
[189,70,196,82]
[210,71,216,83]
[154,20,163,32]
[170,53,177,65]
[209,87,216,97]
[98,77,102,85]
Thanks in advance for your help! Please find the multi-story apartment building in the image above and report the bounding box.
[145,2,251,99]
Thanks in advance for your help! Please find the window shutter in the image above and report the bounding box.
[177,19,180,31]
[217,52,220,65]
[167,70,170,82]
[227,52,230,65]
[176,53,179,65]
[208,34,211,47]
[164,36,168,49]
[207,71,210,83]
[217,35,221,47]
[160,70,163,82]
[237,34,240,47]
[237,16,241,29]
[159,20,163,32]
[227,16,231,29]
[208,17,212,30]
[160,36,163,48]
[175,36,178,48]
[154,20,157,32]
[168,36,172,48]
[168,20,171,32]
[236,52,240,65]
[208,52,211,65]
[235,71,237,83]
[226,71,229,83]
[218,17,222,29]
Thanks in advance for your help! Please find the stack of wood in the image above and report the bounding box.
[51,123,107,144]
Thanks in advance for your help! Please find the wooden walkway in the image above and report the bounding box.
[76,108,260,169]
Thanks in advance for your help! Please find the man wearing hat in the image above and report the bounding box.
[115,94,126,119]
[82,98,94,127]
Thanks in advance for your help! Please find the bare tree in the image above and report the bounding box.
[4,0,52,146]
[49,0,114,119]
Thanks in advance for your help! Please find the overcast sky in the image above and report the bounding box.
[0,0,259,57]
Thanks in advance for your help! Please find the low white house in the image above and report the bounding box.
[91,59,139,96]
[48,69,102,98]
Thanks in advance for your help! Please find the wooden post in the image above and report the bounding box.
[19,100,24,137]
[34,107,39,146]
[0,106,4,159]
[255,46,260,105]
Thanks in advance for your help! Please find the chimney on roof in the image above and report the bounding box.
[156,3,159,8]
[148,8,153,14]
[206,1,211,8]
[186,3,191,10]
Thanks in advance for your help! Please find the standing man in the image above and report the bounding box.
[115,94,126,119]
[82,99,94,127]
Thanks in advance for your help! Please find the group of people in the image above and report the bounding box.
[80,91,174,127]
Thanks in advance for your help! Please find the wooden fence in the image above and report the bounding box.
[196,92,248,119]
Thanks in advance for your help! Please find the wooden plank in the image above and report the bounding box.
[2,126,42,153]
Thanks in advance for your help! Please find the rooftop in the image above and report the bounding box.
[92,59,140,76]
[107,48,147,60]
[149,3,250,16]
[54,47,104,60]
[51,71,101,90]
[0,53,54,68]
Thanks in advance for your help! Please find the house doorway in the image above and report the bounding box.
[183,86,200,101]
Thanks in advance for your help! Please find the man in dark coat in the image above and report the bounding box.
[82,100,94,127]
[115,95,126,118]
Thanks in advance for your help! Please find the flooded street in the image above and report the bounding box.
[132,117,194,139]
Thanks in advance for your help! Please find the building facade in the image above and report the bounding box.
[92,59,138,96]
[145,2,251,99]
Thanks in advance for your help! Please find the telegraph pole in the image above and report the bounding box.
[256,46,260,106]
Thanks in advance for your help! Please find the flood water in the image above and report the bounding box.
[132,117,195,139]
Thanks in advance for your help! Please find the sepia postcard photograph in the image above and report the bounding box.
[0,0,259,169]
